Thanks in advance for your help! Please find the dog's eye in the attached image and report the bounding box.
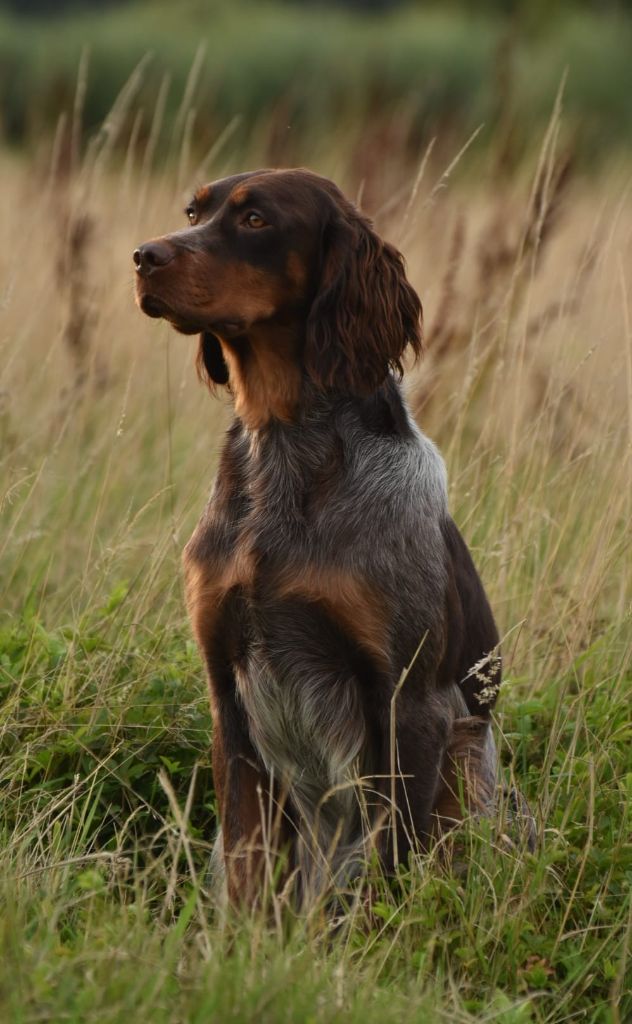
[185,205,196,224]
[245,211,266,229]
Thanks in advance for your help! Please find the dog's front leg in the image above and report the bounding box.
[210,692,288,908]
[371,686,451,871]
[194,584,289,910]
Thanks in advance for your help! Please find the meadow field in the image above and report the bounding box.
[0,35,631,1024]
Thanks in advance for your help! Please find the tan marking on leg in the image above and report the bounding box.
[214,731,292,908]
[183,546,255,655]
[432,716,497,831]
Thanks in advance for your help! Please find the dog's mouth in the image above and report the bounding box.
[139,294,169,319]
[138,292,248,339]
[137,293,202,335]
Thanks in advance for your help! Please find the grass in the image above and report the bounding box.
[0,85,631,1020]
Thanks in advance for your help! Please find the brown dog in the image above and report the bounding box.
[134,169,509,906]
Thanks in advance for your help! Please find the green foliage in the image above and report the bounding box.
[0,604,630,1020]
[0,608,214,867]
[0,0,631,163]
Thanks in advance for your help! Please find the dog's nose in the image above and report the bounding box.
[133,241,175,275]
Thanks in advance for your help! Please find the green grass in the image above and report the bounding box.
[1,1,632,165]
[1,600,630,1020]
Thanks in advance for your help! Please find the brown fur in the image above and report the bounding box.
[217,325,302,430]
[229,184,251,206]
[133,170,515,905]
[134,169,423,428]
[183,547,255,658]
[304,201,423,397]
[193,183,213,211]
[275,565,391,671]
[432,716,496,829]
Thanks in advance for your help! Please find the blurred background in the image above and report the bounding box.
[1,0,632,176]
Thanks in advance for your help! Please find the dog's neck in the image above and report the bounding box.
[217,323,303,431]
[216,327,411,438]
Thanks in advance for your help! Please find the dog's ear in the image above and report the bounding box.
[196,332,229,387]
[304,201,423,395]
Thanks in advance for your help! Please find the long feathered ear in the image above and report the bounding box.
[196,332,229,387]
[304,203,423,394]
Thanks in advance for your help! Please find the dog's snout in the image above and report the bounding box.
[133,240,175,276]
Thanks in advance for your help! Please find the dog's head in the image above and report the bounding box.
[134,168,422,397]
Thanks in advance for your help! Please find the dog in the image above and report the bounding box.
[134,168,503,906]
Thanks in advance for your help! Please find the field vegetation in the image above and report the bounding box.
[1,0,632,165]
[0,21,631,1024]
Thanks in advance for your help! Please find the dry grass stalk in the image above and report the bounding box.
[412,144,579,430]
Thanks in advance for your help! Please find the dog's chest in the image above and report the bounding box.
[234,638,365,811]
[185,488,370,827]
